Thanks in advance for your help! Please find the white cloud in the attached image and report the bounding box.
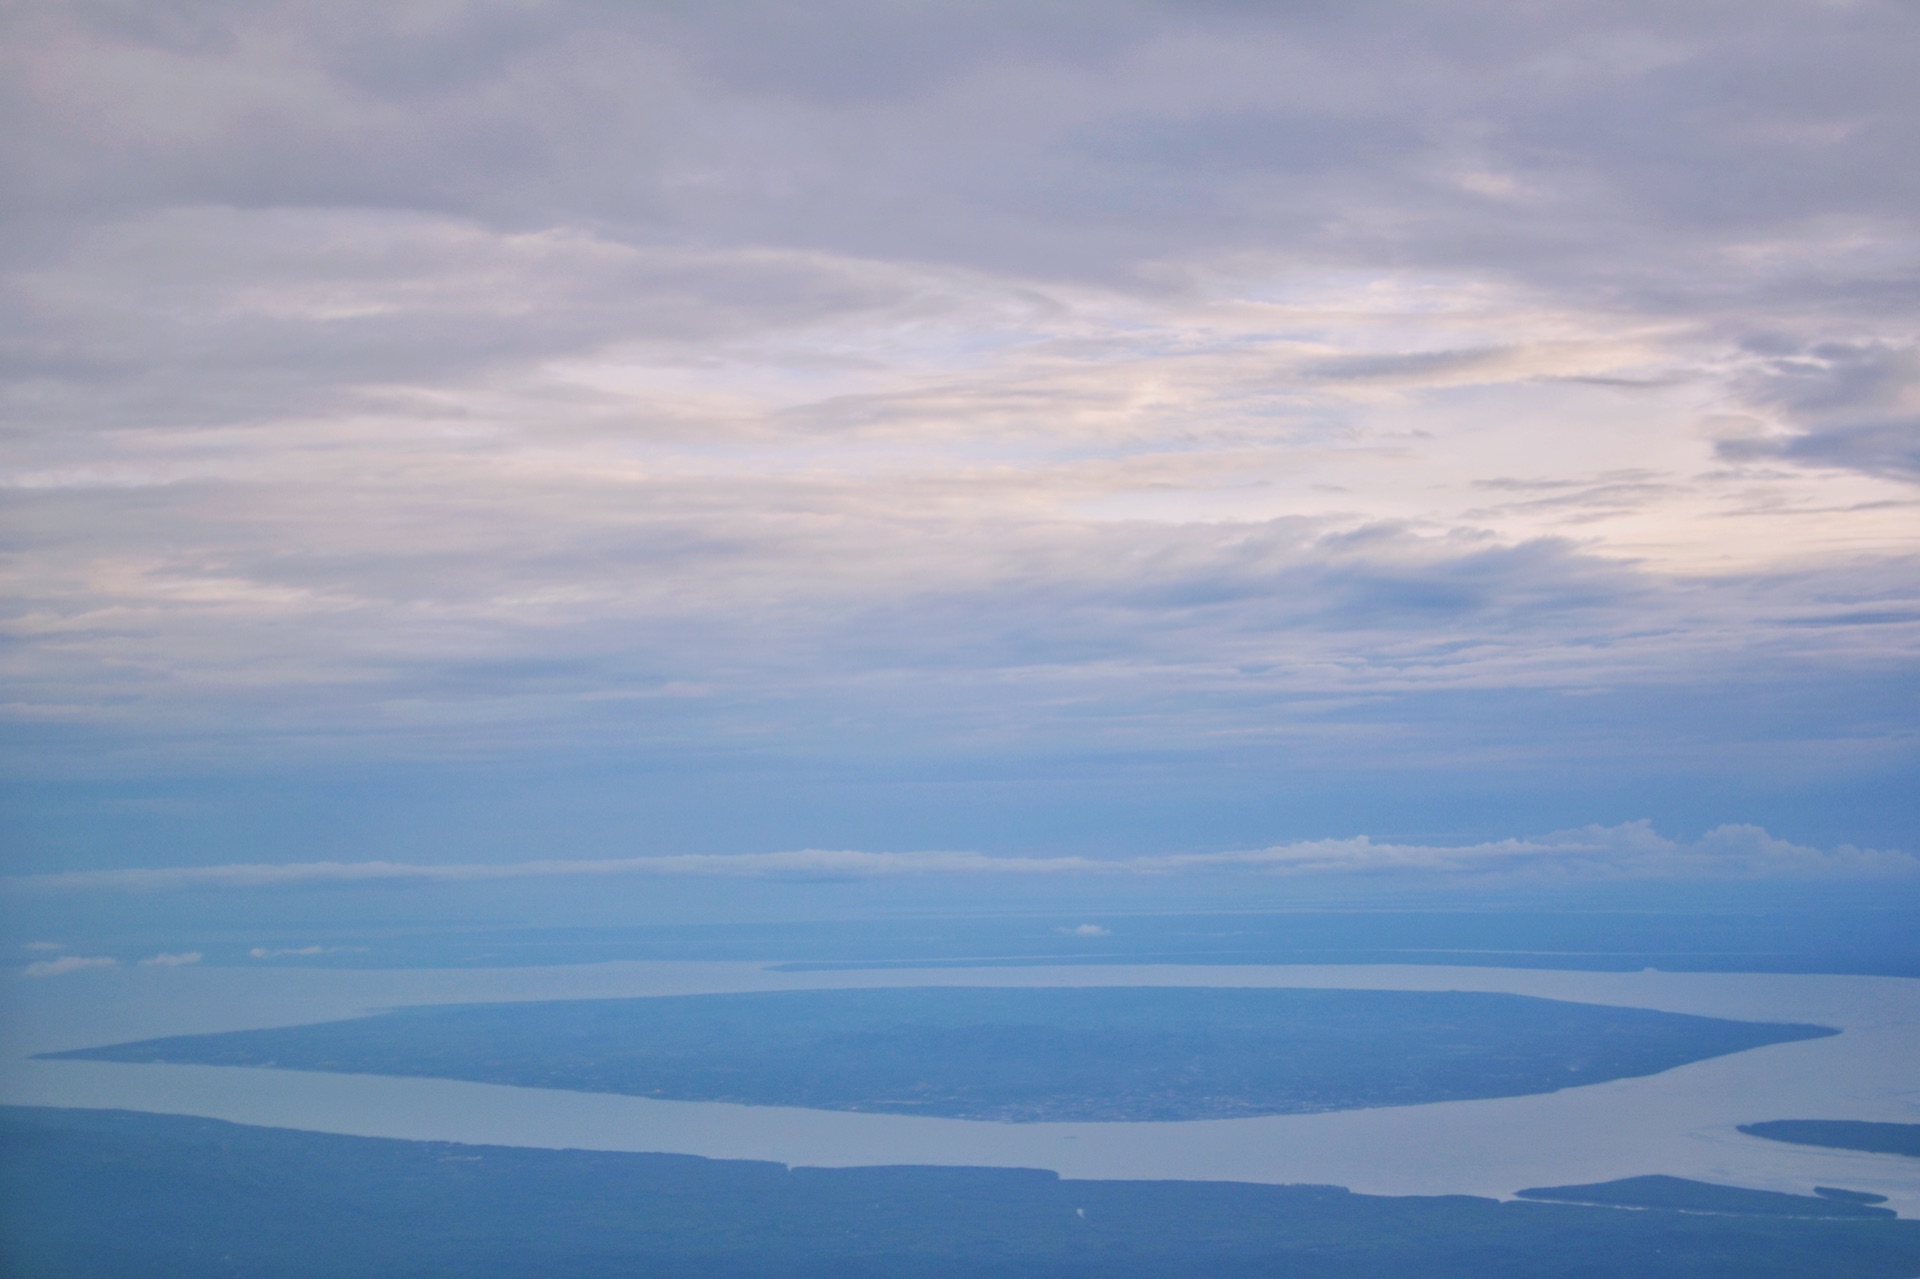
[23,955,117,977]
[136,951,202,967]
[9,823,1911,894]
[247,945,362,958]
[1061,923,1112,937]
[1163,823,1920,881]
[22,941,62,951]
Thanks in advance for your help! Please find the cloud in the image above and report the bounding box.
[1061,924,1111,937]
[136,951,201,966]
[14,0,1912,287]
[1177,823,1920,882]
[1718,342,1920,483]
[0,0,1916,856]
[248,945,364,958]
[23,955,117,977]
[9,823,1911,894]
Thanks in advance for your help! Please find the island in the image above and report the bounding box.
[1740,1121,1920,1158]
[1516,1175,1896,1218]
[41,984,1835,1122]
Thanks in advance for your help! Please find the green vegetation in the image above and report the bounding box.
[1741,1121,1920,1158]
[42,986,1835,1122]
[1515,1175,1895,1218]
[6,1107,1920,1279]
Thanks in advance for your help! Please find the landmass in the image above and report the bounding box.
[1740,1121,1920,1159]
[1515,1175,1896,1218]
[5,1107,1919,1279]
[42,985,1835,1122]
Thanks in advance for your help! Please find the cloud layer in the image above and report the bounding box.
[2,1,1917,862]
[23,954,117,977]
[10,823,1912,893]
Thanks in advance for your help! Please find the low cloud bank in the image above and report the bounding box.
[247,946,362,958]
[8,823,1913,895]
[23,955,117,977]
[136,951,202,967]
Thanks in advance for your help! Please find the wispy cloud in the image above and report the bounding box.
[247,946,363,958]
[1718,341,1920,483]
[9,824,1910,894]
[136,951,202,967]
[23,955,117,977]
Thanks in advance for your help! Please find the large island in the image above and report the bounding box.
[44,984,1834,1121]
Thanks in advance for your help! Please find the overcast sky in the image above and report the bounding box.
[3,0,1917,878]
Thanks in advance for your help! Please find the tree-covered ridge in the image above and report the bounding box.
[6,1107,1920,1279]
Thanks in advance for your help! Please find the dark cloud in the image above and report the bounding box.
[7,1,1916,277]
[1720,342,1920,482]
[0,208,942,435]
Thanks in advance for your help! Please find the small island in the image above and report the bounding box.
[1516,1175,1895,1219]
[1740,1121,1920,1159]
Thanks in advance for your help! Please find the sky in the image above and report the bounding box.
[2,0,1917,897]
